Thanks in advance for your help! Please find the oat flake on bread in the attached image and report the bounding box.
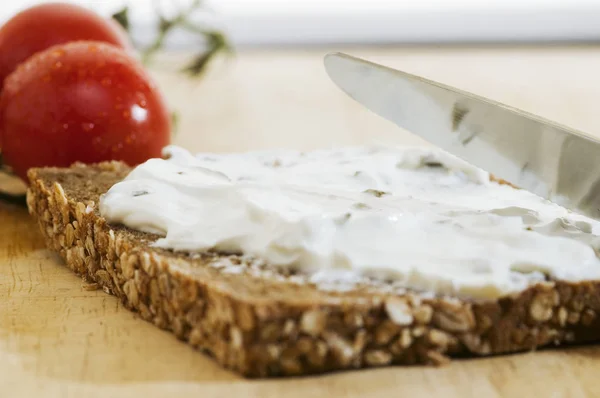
[98,145,600,300]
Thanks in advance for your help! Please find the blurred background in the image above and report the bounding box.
[2,0,600,154]
[4,0,600,47]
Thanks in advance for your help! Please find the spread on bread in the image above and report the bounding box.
[99,145,600,299]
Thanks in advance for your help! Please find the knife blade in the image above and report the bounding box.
[324,51,600,221]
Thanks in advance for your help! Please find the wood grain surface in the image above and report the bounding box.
[3,45,600,397]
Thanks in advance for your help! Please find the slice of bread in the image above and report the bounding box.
[26,161,600,378]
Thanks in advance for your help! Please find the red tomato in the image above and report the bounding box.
[0,41,171,182]
[0,2,130,91]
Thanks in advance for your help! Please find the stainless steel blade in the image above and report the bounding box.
[324,51,600,221]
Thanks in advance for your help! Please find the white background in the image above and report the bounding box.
[1,0,600,47]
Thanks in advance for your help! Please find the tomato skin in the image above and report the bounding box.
[0,2,130,91]
[0,41,171,182]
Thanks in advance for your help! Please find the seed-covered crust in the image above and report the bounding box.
[25,162,600,378]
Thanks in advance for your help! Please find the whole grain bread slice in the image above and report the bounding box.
[26,161,600,378]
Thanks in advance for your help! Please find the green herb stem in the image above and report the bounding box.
[111,0,232,78]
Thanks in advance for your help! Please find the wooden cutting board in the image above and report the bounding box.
[3,47,600,397]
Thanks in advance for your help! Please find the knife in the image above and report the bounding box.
[324,51,600,221]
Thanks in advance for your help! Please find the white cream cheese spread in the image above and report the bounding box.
[98,145,600,299]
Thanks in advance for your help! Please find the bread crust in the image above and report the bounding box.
[25,162,600,378]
